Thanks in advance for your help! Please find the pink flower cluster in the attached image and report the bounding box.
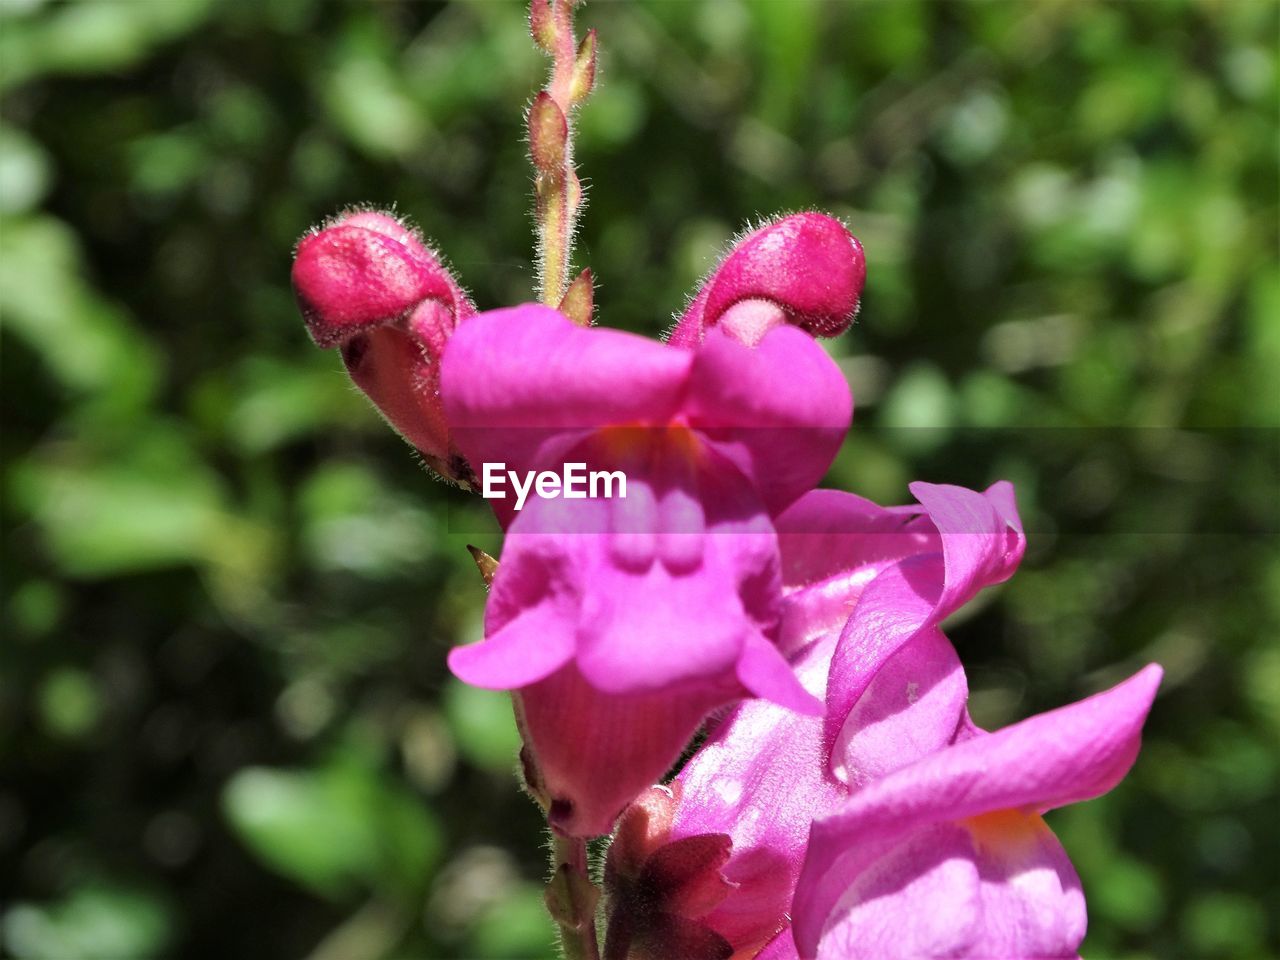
[292,210,1159,959]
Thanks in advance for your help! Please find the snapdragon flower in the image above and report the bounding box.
[602,482,1160,959]
[440,304,852,837]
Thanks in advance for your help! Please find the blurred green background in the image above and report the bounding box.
[1,0,1277,958]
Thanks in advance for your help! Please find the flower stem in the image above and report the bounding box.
[528,0,596,310]
[546,832,601,960]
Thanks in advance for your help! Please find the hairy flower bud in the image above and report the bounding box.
[529,0,556,52]
[291,210,476,482]
[568,29,598,105]
[529,92,569,178]
[668,213,866,348]
[558,267,594,326]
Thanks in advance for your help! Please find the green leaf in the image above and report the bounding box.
[443,678,521,771]
[2,885,171,960]
[222,756,442,902]
[9,425,226,577]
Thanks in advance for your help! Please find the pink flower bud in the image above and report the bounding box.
[291,210,476,480]
[668,213,866,348]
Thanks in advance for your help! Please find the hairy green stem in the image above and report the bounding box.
[532,0,591,308]
[548,832,601,960]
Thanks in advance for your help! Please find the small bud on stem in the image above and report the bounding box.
[466,544,499,586]
[568,30,598,106]
[529,0,556,52]
[529,93,569,176]
[558,268,594,326]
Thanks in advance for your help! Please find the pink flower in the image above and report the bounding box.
[638,482,1026,953]
[609,480,1160,958]
[439,305,851,836]
[791,664,1162,959]
[668,213,866,348]
[290,210,476,480]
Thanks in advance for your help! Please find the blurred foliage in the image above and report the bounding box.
[1,1,1276,958]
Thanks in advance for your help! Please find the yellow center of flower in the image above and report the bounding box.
[962,807,1050,856]
[596,421,704,467]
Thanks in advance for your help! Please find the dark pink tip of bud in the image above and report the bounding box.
[291,213,472,348]
[671,213,866,346]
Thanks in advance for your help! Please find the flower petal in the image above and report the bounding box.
[685,326,852,516]
[822,552,946,773]
[814,822,982,959]
[576,554,748,693]
[446,601,575,689]
[669,213,865,346]
[754,928,801,960]
[736,630,824,716]
[671,638,845,950]
[441,304,694,486]
[908,480,1025,619]
[823,482,1025,772]
[292,218,468,346]
[519,664,719,837]
[812,814,1085,959]
[774,490,938,656]
[833,627,969,789]
[792,664,1162,956]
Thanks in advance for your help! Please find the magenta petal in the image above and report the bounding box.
[293,215,471,347]
[576,555,748,693]
[447,602,574,689]
[792,665,1162,956]
[519,664,720,838]
[823,482,1026,769]
[736,631,824,716]
[716,299,789,347]
[812,815,1085,959]
[775,491,936,590]
[499,467,784,698]
[962,814,1085,959]
[822,553,946,768]
[834,628,968,789]
[291,212,476,477]
[775,491,939,656]
[441,304,694,480]
[754,929,801,960]
[671,638,844,950]
[686,326,852,516]
[908,481,1026,620]
[813,823,983,959]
